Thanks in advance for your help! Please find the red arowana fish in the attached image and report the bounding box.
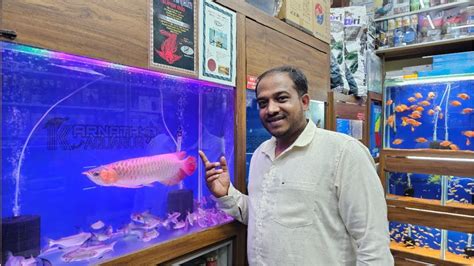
[83,151,197,188]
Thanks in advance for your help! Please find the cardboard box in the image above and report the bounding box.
[277,0,314,35]
[312,0,330,43]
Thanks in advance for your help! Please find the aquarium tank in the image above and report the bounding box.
[384,76,474,151]
[1,41,235,265]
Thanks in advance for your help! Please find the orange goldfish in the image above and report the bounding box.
[409,105,418,110]
[415,106,424,112]
[409,111,422,119]
[386,99,393,106]
[440,140,452,147]
[419,101,431,106]
[450,100,462,107]
[392,139,403,145]
[83,151,197,188]
[467,138,471,146]
[427,92,435,99]
[462,108,473,114]
[427,109,435,115]
[395,104,408,112]
[457,93,470,100]
[414,93,423,99]
[463,131,474,138]
[439,113,444,119]
[449,144,459,150]
[387,115,395,128]
[408,97,416,103]
[415,137,428,143]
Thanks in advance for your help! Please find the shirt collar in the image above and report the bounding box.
[260,119,317,159]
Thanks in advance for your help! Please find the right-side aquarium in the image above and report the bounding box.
[1,41,235,265]
[384,77,473,151]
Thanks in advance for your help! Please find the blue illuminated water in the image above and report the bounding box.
[1,42,235,264]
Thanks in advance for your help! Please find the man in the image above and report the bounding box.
[199,66,393,265]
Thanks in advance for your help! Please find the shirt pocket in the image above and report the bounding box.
[273,181,316,228]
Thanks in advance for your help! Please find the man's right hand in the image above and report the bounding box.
[198,150,230,198]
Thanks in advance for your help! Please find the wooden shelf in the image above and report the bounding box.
[377,36,474,60]
[390,242,473,266]
[374,0,473,22]
[386,194,474,216]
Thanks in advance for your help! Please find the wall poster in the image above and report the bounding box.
[151,0,197,75]
[199,0,236,86]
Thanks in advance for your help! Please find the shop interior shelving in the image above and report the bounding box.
[379,148,474,265]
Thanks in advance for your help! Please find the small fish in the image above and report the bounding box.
[414,93,423,99]
[419,100,431,106]
[83,151,197,188]
[173,221,187,229]
[392,139,403,145]
[449,144,459,150]
[47,232,92,248]
[467,138,471,146]
[92,226,113,242]
[91,220,105,230]
[131,211,161,230]
[386,115,395,128]
[409,104,418,110]
[440,140,452,147]
[409,111,422,119]
[439,113,444,120]
[386,99,393,105]
[142,229,159,242]
[463,131,474,138]
[415,137,428,143]
[462,108,473,114]
[415,106,424,112]
[408,97,416,102]
[395,104,408,112]
[427,109,435,115]
[427,92,435,99]
[457,93,470,100]
[450,100,462,107]
[61,241,116,262]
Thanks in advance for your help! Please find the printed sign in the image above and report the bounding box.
[151,0,196,75]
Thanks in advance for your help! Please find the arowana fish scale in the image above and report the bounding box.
[83,151,197,188]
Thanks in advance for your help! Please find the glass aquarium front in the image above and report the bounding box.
[387,172,474,206]
[384,77,474,151]
[1,42,235,265]
[389,221,473,263]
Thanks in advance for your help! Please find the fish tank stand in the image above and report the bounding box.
[167,189,194,218]
[1,215,40,264]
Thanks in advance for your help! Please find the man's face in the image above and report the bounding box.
[256,72,309,139]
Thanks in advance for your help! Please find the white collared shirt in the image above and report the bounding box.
[217,120,394,265]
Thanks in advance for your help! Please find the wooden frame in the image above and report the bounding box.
[379,148,474,264]
[327,91,367,143]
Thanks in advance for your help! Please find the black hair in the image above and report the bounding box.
[255,66,308,96]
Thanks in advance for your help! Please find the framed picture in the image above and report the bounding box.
[199,0,236,86]
[150,0,197,75]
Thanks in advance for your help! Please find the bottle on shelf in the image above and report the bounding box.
[405,15,418,45]
[393,17,405,46]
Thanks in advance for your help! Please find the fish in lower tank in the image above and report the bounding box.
[1,42,235,264]
[388,173,474,204]
[384,79,474,151]
[389,222,474,261]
